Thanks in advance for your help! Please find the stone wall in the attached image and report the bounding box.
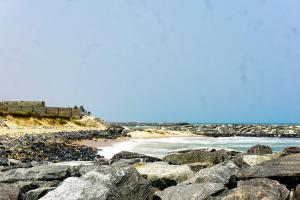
[0,101,81,119]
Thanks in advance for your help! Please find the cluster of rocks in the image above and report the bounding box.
[1,143,299,199]
[157,124,300,137]
[0,126,126,163]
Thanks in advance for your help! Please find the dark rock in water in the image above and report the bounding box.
[180,161,239,187]
[246,144,273,155]
[153,183,225,200]
[282,146,300,154]
[236,153,300,189]
[163,148,240,165]
[222,178,289,200]
[40,163,152,200]
[0,181,40,200]
[110,151,161,164]
[23,187,56,200]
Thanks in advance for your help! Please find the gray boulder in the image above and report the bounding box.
[0,165,71,183]
[163,148,240,165]
[23,187,56,200]
[246,144,272,155]
[236,153,300,188]
[40,163,152,200]
[0,181,40,200]
[109,151,161,164]
[180,161,239,186]
[153,183,225,200]
[221,178,289,200]
[135,162,194,190]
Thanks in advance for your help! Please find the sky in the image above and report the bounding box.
[1,0,300,123]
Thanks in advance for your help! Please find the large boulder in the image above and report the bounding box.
[163,148,240,165]
[0,181,40,200]
[242,154,280,166]
[153,183,225,200]
[291,184,300,200]
[221,178,289,200]
[40,163,152,200]
[0,165,71,183]
[135,162,194,190]
[23,187,56,200]
[109,151,161,164]
[237,153,300,188]
[246,144,273,155]
[180,161,239,186]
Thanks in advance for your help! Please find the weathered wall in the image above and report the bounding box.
[0,101,81,119]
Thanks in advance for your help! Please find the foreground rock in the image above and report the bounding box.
[222,178,289,200]
[241,153,280,166]
[163,148,240,165]
[180,161,239,186]
[40,163,152,200]
[135,162,194,190]
[237,153,300,188]
[153,183,225,200]
[109,151,161,164]
[246,144,273,155]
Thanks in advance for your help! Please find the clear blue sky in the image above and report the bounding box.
[1,0,300,123]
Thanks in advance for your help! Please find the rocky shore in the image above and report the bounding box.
[128,124,300,137]
[1,143,300,199]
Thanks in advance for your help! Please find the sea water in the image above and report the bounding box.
[98,136,300,159]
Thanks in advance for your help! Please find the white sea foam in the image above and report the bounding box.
[98,136,300,159]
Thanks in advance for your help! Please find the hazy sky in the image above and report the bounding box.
[1,0,300,123]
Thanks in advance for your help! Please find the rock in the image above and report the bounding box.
[0,181,40,200]
[153,183,225,200]
[135,162,194,190]
[107,125,125,135]
[0,148,8,166]
[187,162,212,172]
[163,148,240,165]
[282,146,300,154]
[40,163,152,200]
[246,144,273,155]
[180,161,239,186]
[23,187,56,200]
[237,153,300,188]
[291,184,300,200]
[110,151,161,164]
[221,178,289,200]
[0,165,71,183]
[242,154,280,166]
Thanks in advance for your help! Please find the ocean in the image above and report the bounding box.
[98,136,300,159]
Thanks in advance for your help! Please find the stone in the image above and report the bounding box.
[282,146,300,154]
[40,163,152,200]
[236,153,300,188]
[0,181,40,200]
[242,154,280,166]
[153,183,225,200]
[180,161,239,186]
[291,184,300,200]
[163,148,240,165]
[221,178,289,200]
[23,187,56,200]
[135,162,194,190]
[109,151,161,164]
[0,165,71,183]
[246,144,273,155]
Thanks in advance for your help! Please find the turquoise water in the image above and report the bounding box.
[99,136,300,158]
